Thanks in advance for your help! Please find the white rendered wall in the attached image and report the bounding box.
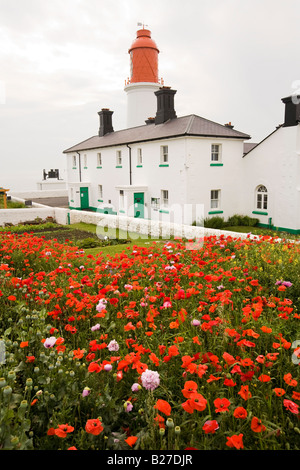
[9,189,68,199]
[242,125,300,231]
[124,82,160,128]
[184,137,245,222]
[36,180,67,190]
[66,135,248,225]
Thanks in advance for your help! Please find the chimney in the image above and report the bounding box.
[154,87,177,125]
[281,95,300,127]
[225,122,234,129]
[98,108,114,136]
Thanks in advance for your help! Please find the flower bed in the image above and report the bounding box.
[0,231,299,450]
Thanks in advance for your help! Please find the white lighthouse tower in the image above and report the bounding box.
[124,25,163,128]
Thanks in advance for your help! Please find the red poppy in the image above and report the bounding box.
[214,397,231,413]
[251,417,266,433]
[181,381,198,398]
[85,418,103,435]
[88,362,101,373]
[238,385,252,401]
[292,391,300,401]
[154,414,165,429]
[258,374,271,383]
[125,436,138,447]
[55,423,74,438]
[226,434,244,449]
[202,420,219,434]
[273,388,286,397]
[154,399,172,416]
[26,356,35,363]
[284,373,298,387]
[283,399,299,414]
[233,406,248,419]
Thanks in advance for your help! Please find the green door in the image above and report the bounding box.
[80,187,89,209]
[134,192,144,218]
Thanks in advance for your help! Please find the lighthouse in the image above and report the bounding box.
[124,25,163,128]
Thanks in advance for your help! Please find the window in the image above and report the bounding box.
[83,154,87,168]
[70,187,74,201]
[151,197,160,210]
[137,148,143,166]
[161,190,169,207]
[256,185,268,210]
[97,153,102,167]
[98,184,103,200]
[119,190,124,210]
[210,190,220,209]
[116,150,122,166]
[72,155,76,168]
[211,144,221,162]
[160,145,168,164]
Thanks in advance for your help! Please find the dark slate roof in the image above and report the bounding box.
[243,142,258,155]
[63,114,251,153]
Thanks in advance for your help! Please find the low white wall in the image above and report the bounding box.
[68,209,255,241]
[0,206,268,243]
[0,207,69,227]
[0,208,56,226]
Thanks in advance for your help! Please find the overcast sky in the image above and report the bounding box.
[1,0,300,191]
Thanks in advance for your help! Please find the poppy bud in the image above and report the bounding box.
[0,378,6,388]
[3,385,12,396]
[8,371,16,381]
[159,428,165,435]
[166,418,174,428]
[175,426,181,434]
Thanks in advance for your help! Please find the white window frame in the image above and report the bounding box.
[83,154,87,168]
[210,189,220,209]
[160,145,168,164]
[72,155,76,168]
[98,184,103,200]
[161,190,169,207]
[137,148,143,165]
[256,185,268,210]
[97,152,102,166]
[151,197,160,210]
[116,150,122,166]
[211,144,222,162]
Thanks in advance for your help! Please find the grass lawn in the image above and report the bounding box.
[69,222,165,256]
[0,197,25,209]
[223,225,300,239]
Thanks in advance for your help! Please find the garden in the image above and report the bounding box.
[0,222,299,451]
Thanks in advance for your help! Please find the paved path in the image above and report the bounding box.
[28,197,69,208]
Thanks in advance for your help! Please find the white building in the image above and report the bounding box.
[242,94,300,234]
[63,27,300,233]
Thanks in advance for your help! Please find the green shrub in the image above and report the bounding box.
[76,237,102,249]
[227,214,259,227]
[204,216,227,229]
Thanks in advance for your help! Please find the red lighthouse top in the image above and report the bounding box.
[127,28,160,84]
